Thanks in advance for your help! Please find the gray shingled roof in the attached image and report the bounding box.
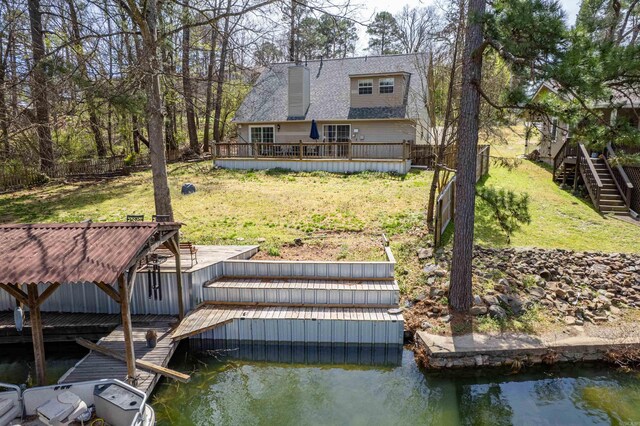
[233,53,428,122]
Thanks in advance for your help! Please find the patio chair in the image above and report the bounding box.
[152,214,171,222]
[126,214,144,222]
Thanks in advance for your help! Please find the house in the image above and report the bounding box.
[214,53,431,174]
[530,81,640,163]
[528,81,640,217]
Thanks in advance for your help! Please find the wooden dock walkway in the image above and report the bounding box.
[59,318,179,396]
[171,304,404,342]
[0,312,174,344]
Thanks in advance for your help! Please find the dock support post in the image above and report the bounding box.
[27,283,46,386]
[174,235,185,320]
[118,274,137,385]
[166,235,185,320]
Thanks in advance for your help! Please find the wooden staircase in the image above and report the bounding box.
[591,157,629,214]
[552,139,634,216]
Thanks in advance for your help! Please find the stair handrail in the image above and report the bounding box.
[577,143,603,207]
[604,143,634,209]
[552,137,577,179]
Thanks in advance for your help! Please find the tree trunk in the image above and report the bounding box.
[203,26,218,152]
[27,0,54,172]
[289,0,296,62]
[132,0,174,219]
[67,0,107,157]
[213,0,232,143]
[449,0,486,312]
[164,45,178,153]
[427,3,464,229]
[0,30,9,159]
[182,0,200,154]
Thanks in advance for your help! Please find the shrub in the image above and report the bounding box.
[476,186,531,243]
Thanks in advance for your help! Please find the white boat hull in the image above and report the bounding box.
[0,379,155,426]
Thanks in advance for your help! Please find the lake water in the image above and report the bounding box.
[152,347,640,426]
[2,344,640,425]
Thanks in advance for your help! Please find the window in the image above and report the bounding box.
[379,78,394,94]
[250,126,275,155]
[358,79,373,95]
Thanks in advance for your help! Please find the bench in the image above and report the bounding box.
[155,242,198,267]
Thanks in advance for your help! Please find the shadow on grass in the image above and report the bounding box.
[0,178,144,223]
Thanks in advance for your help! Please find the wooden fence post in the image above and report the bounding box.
[348,140,353,160]
[299,141,303,160]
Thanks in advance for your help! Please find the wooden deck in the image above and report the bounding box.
[171,304,403,341]
[59,319,179,396]
[0,312,174,344]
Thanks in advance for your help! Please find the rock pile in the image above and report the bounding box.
[409,246,640,329]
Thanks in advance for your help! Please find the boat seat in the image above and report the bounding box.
[36,390,87,426]
[0,397,20,426]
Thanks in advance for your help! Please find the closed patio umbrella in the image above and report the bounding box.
[309,120,320,140]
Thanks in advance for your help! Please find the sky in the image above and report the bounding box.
[355,0,581,52]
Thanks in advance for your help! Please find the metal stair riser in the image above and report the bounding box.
[194,317,405,345]
[222,260,395,280]
[203,286,400,306]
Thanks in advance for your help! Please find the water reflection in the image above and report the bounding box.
[154,347,640,426]
[0,343,86,386]
[189,340,404,366]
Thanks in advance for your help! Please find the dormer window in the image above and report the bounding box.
[380,78,394,94]
[358,79,373,95]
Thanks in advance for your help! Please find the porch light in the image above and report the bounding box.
[277,124,281,131]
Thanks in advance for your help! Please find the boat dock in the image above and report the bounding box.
[58,318,179,396]
[1,231,404,393]
[0,312,173,344]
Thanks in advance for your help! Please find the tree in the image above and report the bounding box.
[449,0,487,312]
[367,12,401,55]
[476,186,531,243]
[318,14,358,58]
[448,0,566,311]
[214,0,233,144]
[203,26,219,152]
[425,1,464,231]
[395,6,438,54]
[254,41,283,66]
[120,0,174,219]
[27,0,54,172]
[67,0,107,157]
[182,0,200,154]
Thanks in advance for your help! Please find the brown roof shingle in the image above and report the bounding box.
[0,222,180,286]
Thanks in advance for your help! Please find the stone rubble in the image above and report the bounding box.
[409,246,640,330]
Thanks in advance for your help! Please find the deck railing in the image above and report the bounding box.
[552,137,577,179]
[214,141,410,161]
[576,143,602,207]
[604,143,634,209]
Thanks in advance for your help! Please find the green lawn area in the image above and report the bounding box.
[0,167,431,261]
[477,132,640,252]
[1,130,638,272]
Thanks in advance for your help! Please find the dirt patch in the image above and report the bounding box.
[252,232,388,261]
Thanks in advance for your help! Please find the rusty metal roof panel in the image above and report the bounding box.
[0,222,180,286]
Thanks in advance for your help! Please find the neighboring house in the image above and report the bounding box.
[528,81,640,217]
[530,81,640,164]
[214,53,431,174]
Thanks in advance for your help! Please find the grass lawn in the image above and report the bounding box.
[478,130,640,252]
[0,165,431,261]
[1,128,638,294]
